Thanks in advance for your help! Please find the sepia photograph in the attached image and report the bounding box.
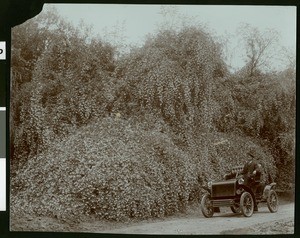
[9,3,296,235]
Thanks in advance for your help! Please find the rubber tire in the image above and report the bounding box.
[201,194,214,218]
[267,190,279,213]
[240,192,254,217]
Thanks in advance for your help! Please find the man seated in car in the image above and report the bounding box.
[225,150,262,187]
[242,151,262,191]
[225,150,262,211]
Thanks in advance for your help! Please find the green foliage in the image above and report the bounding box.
[113,27,227,135]
[11,8,116,169]
[11,117,276,222]
[11,118,195,221]
[227,72,295,189]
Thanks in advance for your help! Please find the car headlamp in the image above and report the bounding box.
[238,177,244,185]
[207,181,212,188]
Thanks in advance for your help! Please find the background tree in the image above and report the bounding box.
[237,23,281,76]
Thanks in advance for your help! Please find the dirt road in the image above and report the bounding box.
[12,202,294,235]
[99,203,294,235]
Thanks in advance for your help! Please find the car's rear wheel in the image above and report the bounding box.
[240,192,254,217]
[201,194,214,218]
[267,190,279,213]
[230,203,241,213]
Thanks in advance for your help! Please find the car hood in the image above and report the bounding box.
[211,179,237,198]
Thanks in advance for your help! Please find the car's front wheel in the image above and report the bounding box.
[267,190,279,213]
[240,192,254,217]
[201,194,214,218]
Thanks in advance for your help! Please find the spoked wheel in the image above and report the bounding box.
[230,203,241,213]
[240,192,254,217]
[267,190,279,213]
[201,194,214,218]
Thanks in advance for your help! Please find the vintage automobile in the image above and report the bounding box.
[200,166,279,217]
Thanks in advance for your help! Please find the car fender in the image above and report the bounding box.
[239,184,256,201]
[263,182,276,199]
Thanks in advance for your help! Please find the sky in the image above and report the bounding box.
[43,4,296,72]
